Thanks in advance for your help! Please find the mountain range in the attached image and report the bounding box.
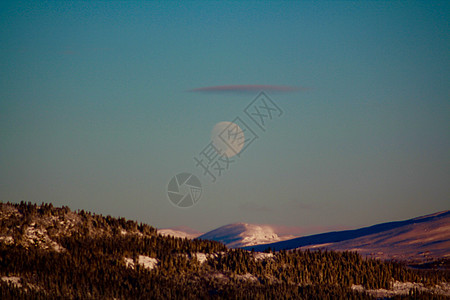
[160,210,450,262]
[243,210,450,262]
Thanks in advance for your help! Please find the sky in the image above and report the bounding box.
[1,1,449,234]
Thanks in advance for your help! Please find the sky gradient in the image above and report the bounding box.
[1,1,449,234]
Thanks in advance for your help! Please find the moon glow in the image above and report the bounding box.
[211,121,245,158]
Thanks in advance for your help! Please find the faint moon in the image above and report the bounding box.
[211,121,245,158]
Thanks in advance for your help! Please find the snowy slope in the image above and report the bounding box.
[300,214,450,261]
[158,227,203,239]
[198,223,296,248]
[243,211,450,261]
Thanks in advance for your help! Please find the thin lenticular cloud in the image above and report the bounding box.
[189,84,306,94]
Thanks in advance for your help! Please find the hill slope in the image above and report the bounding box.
[0,202,448,298]
[243,211,450,261]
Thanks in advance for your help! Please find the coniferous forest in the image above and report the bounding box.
[0,202,448,299]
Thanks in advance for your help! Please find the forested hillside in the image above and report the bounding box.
[0,202,448,299]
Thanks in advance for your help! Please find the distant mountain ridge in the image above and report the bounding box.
[158,227,203,239]
[158,211,450,261]
[243,210,450,262]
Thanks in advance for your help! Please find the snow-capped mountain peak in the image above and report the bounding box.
[198,223,289,248]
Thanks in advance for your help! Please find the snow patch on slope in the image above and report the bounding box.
[124,256,159,270]
[235,273,259,282]
[352,281,450,298]
[194,253,208,264]
[124,257,135,269]
[138,255,159,270]
[1,276,22,288]
[253,252,274,261]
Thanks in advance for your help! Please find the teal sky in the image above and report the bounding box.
[1,1,449,234]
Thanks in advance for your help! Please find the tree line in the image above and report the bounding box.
[0,201,447,299]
